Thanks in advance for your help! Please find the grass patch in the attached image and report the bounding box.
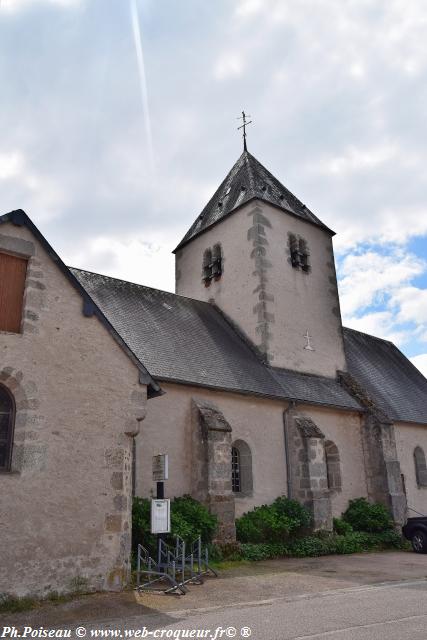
[0,595,39,614]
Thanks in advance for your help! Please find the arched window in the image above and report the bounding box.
[414,446,427,487]
[0,385,15,472]
[231,440,253,495]
[325,440,342,492]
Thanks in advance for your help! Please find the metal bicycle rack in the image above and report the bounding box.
[136,535,217,595]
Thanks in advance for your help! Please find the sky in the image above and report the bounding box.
[1,0,427,375]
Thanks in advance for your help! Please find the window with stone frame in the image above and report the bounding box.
[202,244,223,286]
[231,440,253,495]
[0,384,15,472]
[414,446,427,487]
[0,251,28,333]
[325,440,342,492]
[288,233,310,273]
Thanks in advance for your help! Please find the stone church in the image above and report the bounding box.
[1,149,427,597]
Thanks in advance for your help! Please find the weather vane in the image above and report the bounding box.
[237,111,252,152]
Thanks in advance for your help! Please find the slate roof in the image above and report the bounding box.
[71,268,360,411]
[174,151,334,252]
[343,328,427,424]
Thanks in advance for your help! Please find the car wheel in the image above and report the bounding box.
[411,529,427,553]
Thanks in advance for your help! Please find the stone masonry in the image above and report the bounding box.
[285,408,333,531]
[0,222,148,597]
[191,400,236,542]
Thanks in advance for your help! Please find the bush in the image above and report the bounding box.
[238,529,407,561]
[132,495,217,554]
[333,517,353,536]
[342,498,393,533]
[236,497,312,544]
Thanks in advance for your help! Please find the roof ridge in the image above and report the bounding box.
[343,326,394,345]
[69,266,223,308]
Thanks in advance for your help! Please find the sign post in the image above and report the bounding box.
[151,454,170,562]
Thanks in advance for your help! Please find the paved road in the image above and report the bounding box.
[3,553,427,639]
[84,578,427,640]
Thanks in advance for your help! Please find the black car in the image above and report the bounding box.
[403,517,427,553]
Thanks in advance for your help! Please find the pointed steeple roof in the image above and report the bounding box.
[174,150,334,252]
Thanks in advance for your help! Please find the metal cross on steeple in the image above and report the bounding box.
[237,111,252,152]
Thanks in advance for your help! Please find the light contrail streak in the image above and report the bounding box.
[130,0,155,175]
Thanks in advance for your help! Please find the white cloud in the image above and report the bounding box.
[393,287,427,326]
[0,149,65,222]
[318,143,397,176]
[0,151,24,179]
[213,52,245,80]
[1,0,81,11]
[344,310,410,346]
[338,246,427,348]
[411,353,427,378]
[69,234,175,293]
[338,249,425,317]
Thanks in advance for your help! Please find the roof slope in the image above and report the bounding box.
[72,268,359,410]
[343,327,427,424]
[0,209,161,398]
[174,151,333,252]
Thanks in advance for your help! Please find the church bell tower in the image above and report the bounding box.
[173,148,347,379]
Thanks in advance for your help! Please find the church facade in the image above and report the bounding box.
[1,150,427,596]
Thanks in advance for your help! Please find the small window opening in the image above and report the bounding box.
[231,446,241,493]
[0,385,15,472]
[202,244,223,286]
[231,440,253,495]
[203,248,213,286]
[288,234,310,273]
[414,446,427,487]
[212,244,222,279]
[325,440,342,493]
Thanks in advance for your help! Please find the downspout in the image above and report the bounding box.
[283,401,297,499]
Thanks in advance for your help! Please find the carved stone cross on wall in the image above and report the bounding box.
[304,330,315,351]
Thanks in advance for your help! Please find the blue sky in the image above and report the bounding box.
[1,0,427,374]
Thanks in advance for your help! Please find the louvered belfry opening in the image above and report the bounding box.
[0,251,28,333]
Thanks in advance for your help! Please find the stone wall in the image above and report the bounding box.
[136,383,288,519]
[175,199,346,377]
[136,383,371,533]
[284,409,332,530]
[395,422,427,516]
[339,373,406,525]
[0,222,147,597]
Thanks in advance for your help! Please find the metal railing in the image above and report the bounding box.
[136,536,217,595]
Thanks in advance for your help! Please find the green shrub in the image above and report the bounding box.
[171,495,217,544]
[333,517,353,536]
[0,594,38,614]
[236,496,312,543]
[238,529,406,561]
[132,495,217,554]
[342,498,393,533]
